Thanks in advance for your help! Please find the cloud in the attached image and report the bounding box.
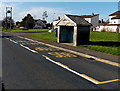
[1,2,74,22]
[18,7,73,23]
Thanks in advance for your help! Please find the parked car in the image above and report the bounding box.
[48,28,57,32]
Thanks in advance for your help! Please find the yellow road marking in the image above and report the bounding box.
[95,58,120,67]
[99,79,120,84]
[17,36,120,67]
[42,55,120,84]
[48,52,77,58]
[81,74,120,84]
[16,40,31,42]
[35,47,59,51]
[21,42,40,45]
[16,40,40,45]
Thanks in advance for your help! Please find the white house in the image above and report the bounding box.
[96,11,120,33]
[52,19,59,29]
[52,17,61,29]
[109,11,120,24]
[80,14,99,29]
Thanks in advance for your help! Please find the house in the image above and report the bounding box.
[80,13,99,29]
[52,19,59,29]
[52,17,60,29]
[33,19,46,29]
[56,14,92,46]
[96,11,120,33]
[109,10,120,24]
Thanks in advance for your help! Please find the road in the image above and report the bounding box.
[1,33,120,90]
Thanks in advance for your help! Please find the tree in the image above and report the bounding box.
[21,14,35,29]
[2,17,14,29]
[42,11,48,21]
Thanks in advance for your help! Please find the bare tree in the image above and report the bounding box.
[42,11,48,21]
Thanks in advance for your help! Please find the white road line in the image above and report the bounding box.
[6,38,18,44]
[20,44,38,53]
[42,55,99,84]
[5,37,38,53]
[9,39,18,44]
[5,38,9,40]
[18,36,120,67]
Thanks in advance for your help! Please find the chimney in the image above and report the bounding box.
[58,16,60,20]
[101,19,104,23]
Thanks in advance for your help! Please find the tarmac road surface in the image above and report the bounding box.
[1,33,120,90]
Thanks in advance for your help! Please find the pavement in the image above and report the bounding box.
[1,32,120,90]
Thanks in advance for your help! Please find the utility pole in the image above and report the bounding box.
[5,7,12,30]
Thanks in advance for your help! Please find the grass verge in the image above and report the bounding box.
[3,29,49,33]
[79,32,120,56]
[79,45,120,56]
[90,31,119,42]
[28,32,57,42]
[28,31,119,56]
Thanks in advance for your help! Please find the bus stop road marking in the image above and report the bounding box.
[42,55,120,85]
[7,37,120,84]
[16,40,41,45]
[48,52,77,58]
[35,47,60,51]
[17,36,120,67]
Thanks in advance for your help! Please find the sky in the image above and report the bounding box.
[0,0,120,2]
[0,2,119,23]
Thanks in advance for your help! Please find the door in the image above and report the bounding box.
[68,27,74,43]
[60,26,67,42]
[60,26,74,43]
